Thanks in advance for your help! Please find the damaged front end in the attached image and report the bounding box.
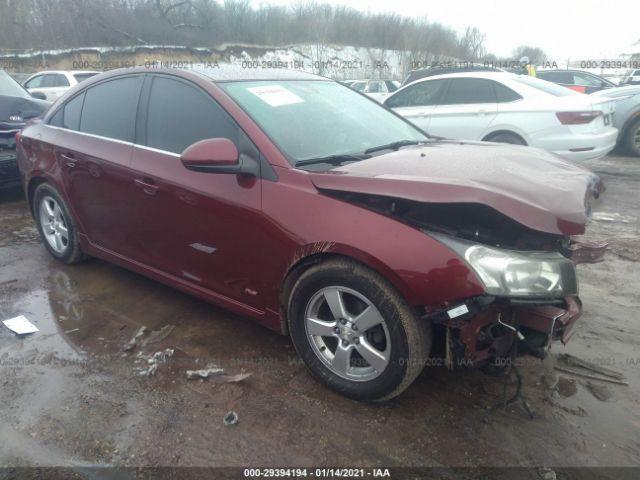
[326,191,607,367]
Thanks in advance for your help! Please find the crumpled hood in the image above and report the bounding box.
[309,140,603,236]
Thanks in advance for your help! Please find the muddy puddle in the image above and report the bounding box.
[1,155,639,469]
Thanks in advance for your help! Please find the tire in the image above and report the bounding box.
[624,118,640,157]
[288,258,432,402]
[33,183,85,264]
[484,132,526,146]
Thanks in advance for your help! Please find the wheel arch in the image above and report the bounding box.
[26,176,49,216]
[621,110,640,138]
[279,243,420,335]
[482,129,528,145]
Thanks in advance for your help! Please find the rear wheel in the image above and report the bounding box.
[288,259,431,401]
[624,118,640,157]
[34,183,85,264]
[484,132,526,146]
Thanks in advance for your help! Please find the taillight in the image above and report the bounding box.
[556,111,600,125]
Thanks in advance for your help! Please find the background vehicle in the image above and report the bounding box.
[24,70,99,101]
[537,69,616,93]
[384,71,617,161]
[621,69,640,86]
[18,67,598,401]
[402,63,503,86]
[347,79,400,102]
[0,70,50,190]
[592,84,640,156]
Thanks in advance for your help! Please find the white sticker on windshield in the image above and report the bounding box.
[247,85,304,107]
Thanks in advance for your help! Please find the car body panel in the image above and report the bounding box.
[592,85,640,142]
[537,69,616,94]
[17,67,599,367]
[24,70,100,102]
[308,140,601,236]
[385,72,618,161]
[0,76,51,189]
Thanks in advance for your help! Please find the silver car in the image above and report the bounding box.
[592,85,640,156]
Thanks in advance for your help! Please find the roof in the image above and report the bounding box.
[410,71,517,81]
[188,64,327,82]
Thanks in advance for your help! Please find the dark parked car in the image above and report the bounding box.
[536,69,616,94]
[1,70,50,190]
[18,67,604,401]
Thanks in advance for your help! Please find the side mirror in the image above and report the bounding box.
[31,91,47,100]
[181,138,240,173]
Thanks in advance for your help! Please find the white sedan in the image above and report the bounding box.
[384,72,618,161]
[350,79,401,102]
[23,70,99,102]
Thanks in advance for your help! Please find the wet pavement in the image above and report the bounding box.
[1,154,639,469]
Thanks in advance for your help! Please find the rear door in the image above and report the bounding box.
[427,78,498,140]
[385,79,447,132]
[50,75,144,258]
[129,74,264,304]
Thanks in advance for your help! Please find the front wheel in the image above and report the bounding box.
[288,259,431,401]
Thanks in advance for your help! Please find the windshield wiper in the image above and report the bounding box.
[364,139,423,155]
[296,153,371,167]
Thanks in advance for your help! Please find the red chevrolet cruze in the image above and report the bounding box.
[17,66,603,401]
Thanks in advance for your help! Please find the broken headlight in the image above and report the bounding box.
[432,233,578,297]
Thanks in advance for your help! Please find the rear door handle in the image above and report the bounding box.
[60,152,76,167]
[134,178,160,195]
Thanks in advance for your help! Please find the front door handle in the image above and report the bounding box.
[60,152,76,167]
[134,178,159,196]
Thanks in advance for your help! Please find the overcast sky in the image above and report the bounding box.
[253,0,639,61]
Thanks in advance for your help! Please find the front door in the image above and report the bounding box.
[387,78,448,132]
[129,75,264,307]
[428,78,498,140]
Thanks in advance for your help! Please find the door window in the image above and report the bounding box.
[45,74,70,88]
[572,73,601,87]
[144,76,239,154]
[49,92,85,130]
[441,78,496,105]
[538,71,572,84]
[385,79,446,108]
[366,81,385,93]
[385,81,399,92]
[25,75,44,89]
[492,81,522,102]
[79,76,143,142]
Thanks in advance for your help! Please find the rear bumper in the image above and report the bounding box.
[547,128,618,161]
[0,149,21,190]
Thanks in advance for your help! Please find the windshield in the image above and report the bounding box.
[0,70,31,98]
[514,75,580,97]
[221,80,427,165]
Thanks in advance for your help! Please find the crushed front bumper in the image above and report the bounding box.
[428,296,583,367]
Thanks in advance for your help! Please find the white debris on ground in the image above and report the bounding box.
[2,315,39,335]
[186,365,224,380]
[135,348,175,377]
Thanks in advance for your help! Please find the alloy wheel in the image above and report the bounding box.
[304,286,391,382]
[39,196,69,254]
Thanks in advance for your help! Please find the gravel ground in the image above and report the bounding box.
[0,154,639,474]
